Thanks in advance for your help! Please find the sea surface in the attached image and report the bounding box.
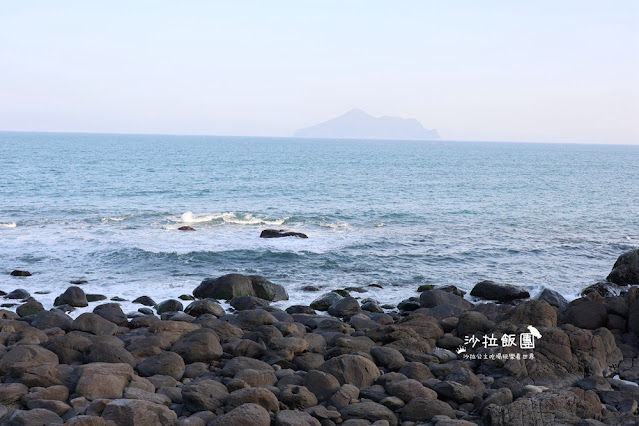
[1,132,638,316]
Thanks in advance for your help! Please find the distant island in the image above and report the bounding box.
[294,109,440,141]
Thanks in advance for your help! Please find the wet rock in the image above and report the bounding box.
[156,299,184,314]
[535,288,569,309]
[111,296,127,302]
[172,328,223,363]
[86,294,107,302]
[102,399,178,425]
[207,403,270,426]
[16,300,44,317]
[581,282,622,298]
[400,397,455,422]
[194,273,288,302]
[318,354,381,387]
[397,298,421,311]
[132,296,156,306]
[182,379,229,412]
[178,226,196,231]
[137,351,186,380]
[361,298,384,313]
[301,285,320,292]
[328,296,361,319]
[72,313,118,335]
[94,303,128,326]
[260,229,308,239]
[419,289,471,310]
[310,292,343,311]
[470,280,530,302]
[5,288,30,299]
[54,286,88,307]
[230,295,270,311]
[340,401,398,426]
[185,299,225,317]
[10,270,32,277]
[285,305,316,315]
[608,249,639,285]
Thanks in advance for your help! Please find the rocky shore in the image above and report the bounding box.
[0,249,638,425]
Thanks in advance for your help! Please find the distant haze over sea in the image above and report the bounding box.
[295,109,440,141]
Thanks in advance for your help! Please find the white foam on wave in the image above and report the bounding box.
[102,217,125,222]
[173,211,289,226]
[1,222,17,228]
[319,220,350,229]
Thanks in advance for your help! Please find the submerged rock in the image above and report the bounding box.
[470,280,530,302]
[10,270,31,277]
[260,229,308,238]
[178,226,196,231]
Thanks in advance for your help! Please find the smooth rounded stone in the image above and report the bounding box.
[608,249,639,285]
[419,290,472,310]
[54,286,88,307]
[0,344,59,375]
[234,309,278,331]
[280,385,319,409]
[185,299,225,317]
[535,288,569,309]
[574,376,614,392]
[129,314,161,329]
[5,288,30,299]
[370,346,405,368]
[327,335,375,357]
[222,356,274,377]
[498,299,557,328]
[0,382,29,404]
[3,408,63,425]
[479,388,513,412]
[64,415,106,425]
[310,292,343,311]
[437,336,463,351]
[275,410,322,426]
[156,299,184,314]
[129,376,155,393]
[16,300,44,317]
[260,229,308,239]
[397,298,421,311]
[137,351,186,380]
[71,312,118,335]
[172,328,223,363]
[123,387,172,406]
[380,396,405,410]
[340,401,398,426]
[330,383,360,409]
[361,298,383,313]
[194,273,288,302]
[181,379,229,413]
[470,280,530,302]
[303,370,340,402]
[42,333,88,364]
[10,270,32,277]
[389,379,437,402]
[230,296,270,311]
[85,342,134,365]
[74,363,134,400]
[146,375,179,389]
[85,294,106,303]
[184,362,209,379]
[560,300,608,329]
[93,303,128,326]
[207,402,271,426]
[226,387,280,412]
[328,296,361,319]
[433,381,475,404]
[285,305,317,315]
[318,354,381,387]
[430,348,457,363]
[102,398,177,425]
[235,369,278,387]
[400,397,455,421]
[133,295,156,306]
[0,308,20,319]
[26,399,71,416]
[163,312,195,322]
[293,352,326,371]
[456,311,493,337]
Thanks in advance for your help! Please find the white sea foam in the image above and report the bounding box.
[175,211,289,226]
[102,217,125,222]
[1,222,17,228]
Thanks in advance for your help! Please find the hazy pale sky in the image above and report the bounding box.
[1,1,638,144]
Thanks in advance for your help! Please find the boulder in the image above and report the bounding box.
[185,299,225,317]
[16,300,44,317]
[535,288,569,309]
[400,397,455,422]
[54,286,88,307]
[33,309,73,331]
[608,249,639,285]
[71,313,118,335]
[207,403,270,426]
[234,309,278,331]
[310,292,343,311]
[497,300,557,328]
[419,289,471,310]
[279,385,318,409]
[230,296,270,311]
[470,280,530,302]
[3,408,63,425]
[194,273,288,302]
[137,351,185,380]
[132,295,156,306]
[0,344,59,375]
[102,399,178,426]
[155,299,183,314]
[181,379,229,412]
[5,288,30,299]
[171,328,223,363]
[221,357,274,377]
[10,270,32,276]
[0,383,29,404]
[74,363,134,400]
[226,387,279,412]
[318,354,381,387]
[178,226,195,231]
[260,229,308,238]
[340,402,398,426]
[303,370,340,402]
[275,410,321,426]
[456,310,493,337]
[327,296,361,319]
[560,300,608,329]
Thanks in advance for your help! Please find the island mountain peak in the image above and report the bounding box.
[295,109,439,141]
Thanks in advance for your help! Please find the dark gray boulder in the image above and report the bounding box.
[194,273,288,302]
[419,289,471,310]
[10,270,32,277]
[16,300,44,317]
[536,288,569,309]
[470,280,530,302]
[608,249,639,285]
[230,295,269,311]
[155,299,183,314]
[260,229,308,238]
[185,299,225,317]
[310,292,343,311]
[54,286,88,308]
[560,299,608,329]
[327,296,360,319]
[132,296,156,306]
[5,288,30,299]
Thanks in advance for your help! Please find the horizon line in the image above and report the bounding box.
[0,129,636,147]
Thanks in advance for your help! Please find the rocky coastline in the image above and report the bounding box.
[0,249,638,425]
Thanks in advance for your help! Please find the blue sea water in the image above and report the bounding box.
[1,132,638,314]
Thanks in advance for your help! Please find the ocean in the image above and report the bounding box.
[1,132,638,316]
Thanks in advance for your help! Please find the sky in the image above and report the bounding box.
[1,1,638,144]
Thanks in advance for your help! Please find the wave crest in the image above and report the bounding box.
[175,211,289,226]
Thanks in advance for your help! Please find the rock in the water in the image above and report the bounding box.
[608,249,639,285]
[260,229,308,239]
[10,270,32,277]
[361,298,384,313]
[16,300,44,317]
[194,273,288,302]
[132,295,156,306]
[5,288,30,299]
[328,296,360,319]
[185,299,225,317]
[230,295,270,311]
[470,280,530,302]
[178,226,196,231]
[420,289,472,310]
[535,288,569,309]
[310,292,343,311]
[54,286,88,307]
[86,294,107,302]
[102,399,178,425]
[155,299,183,314]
